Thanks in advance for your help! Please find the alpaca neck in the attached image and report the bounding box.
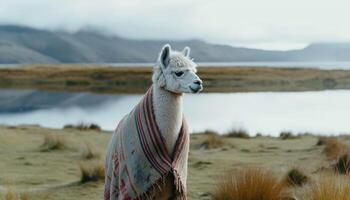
[152,84,183,156]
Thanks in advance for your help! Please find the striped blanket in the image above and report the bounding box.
[104,87,189,200]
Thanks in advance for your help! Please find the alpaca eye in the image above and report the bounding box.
[175,71,184,77]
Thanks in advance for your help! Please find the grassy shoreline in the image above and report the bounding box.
[1,64,350,93]
[1,125,350,199]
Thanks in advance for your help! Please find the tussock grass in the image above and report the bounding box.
[316,136,338,146]
[64,123,101,131]
[2,189,20,200]
[282,168,309,187]
[321,138,349,160]
[79,161,105,183]
[225,128,250,139]
[300,174,350,200]
[40,133,66,152]
[332,153,350,174]
[81,142,101,160]
[199,131,225,149]
[213,168,287,200]
[1,189,30,200]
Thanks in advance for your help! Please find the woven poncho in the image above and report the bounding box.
[104,87,189,200]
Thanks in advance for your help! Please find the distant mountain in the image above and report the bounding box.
[0,25,350,64]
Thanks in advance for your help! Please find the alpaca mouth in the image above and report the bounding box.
[189,85,202,93]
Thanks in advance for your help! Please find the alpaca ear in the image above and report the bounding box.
[182,46,190,57]
[160,44,171,68]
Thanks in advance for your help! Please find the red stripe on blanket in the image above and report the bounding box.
[173,120,188,166]
[138,97,169,173]
[134,107,157,171]
[142,90,172,167]
[146,89,173,162]
[135,106,167,174]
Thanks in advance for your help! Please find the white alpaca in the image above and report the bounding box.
[152,44,203,155]
[104,44,202,200]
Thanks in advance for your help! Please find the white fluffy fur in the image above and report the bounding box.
[152,86,183,155]
[152,44,202,155]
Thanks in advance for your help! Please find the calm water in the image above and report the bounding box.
[2,61,350,69]
[0,89,350,136]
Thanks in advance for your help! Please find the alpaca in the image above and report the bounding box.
[104,44,203,200]
[152,44,203,155]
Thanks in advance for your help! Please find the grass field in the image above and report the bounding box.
[1,64,350,93]
[1,125,349,200]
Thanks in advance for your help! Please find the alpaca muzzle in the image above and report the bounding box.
[189,79,203,93]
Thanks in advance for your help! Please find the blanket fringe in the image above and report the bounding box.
[134,170,186,200]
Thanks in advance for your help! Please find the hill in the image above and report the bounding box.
[0,25,350,63]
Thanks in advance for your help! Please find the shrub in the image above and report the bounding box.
[225,128,250,139]
[300,174,350,200]
[40,133,65,152]
[88,123,101,131]
[64,123,101,131]
[332,153,350,174]
[279,132,299,140]
[213,168,287,200]
[282,168,309,187]
[199,132,225,149]
[79,161,105,183]
[81,142,101,160]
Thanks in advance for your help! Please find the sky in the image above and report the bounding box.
[0,0,349,50]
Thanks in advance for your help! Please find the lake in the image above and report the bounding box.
[0,89,350,136]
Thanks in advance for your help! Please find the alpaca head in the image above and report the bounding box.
[153,44,203,94]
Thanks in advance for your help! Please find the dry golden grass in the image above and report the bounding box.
[81,142,101,160]
[40,133,66,152]
[316,136,338,146]
[1,189,30,200]
[20,194,30,200]
[300,174,350,200]
[79,161,105,183]
[213,168,287,200]
[199,132,225,149]
[321,138,349,160]
[282,168,309,187]
[2,188,20,200]
[332,153,350,174]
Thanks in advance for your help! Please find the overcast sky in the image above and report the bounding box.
[0,0,349,50]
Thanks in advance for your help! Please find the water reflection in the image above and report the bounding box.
[0,90,350,136]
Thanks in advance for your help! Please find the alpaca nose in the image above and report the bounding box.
[190,79,203,93]
[194,80,202,86]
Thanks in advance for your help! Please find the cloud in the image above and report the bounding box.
[0,0,349,50]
